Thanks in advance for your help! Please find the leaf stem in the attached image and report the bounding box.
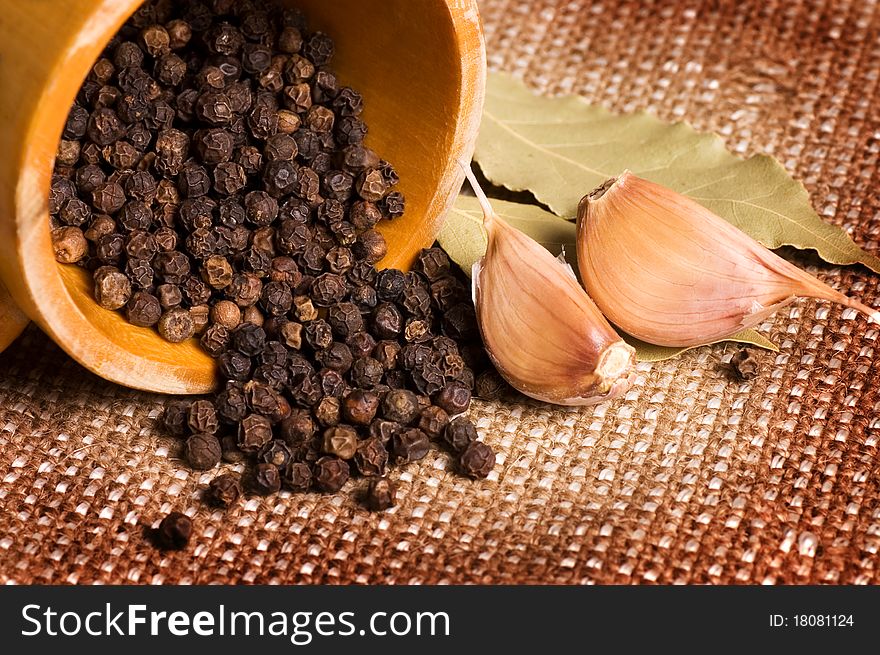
[458,160,497,230]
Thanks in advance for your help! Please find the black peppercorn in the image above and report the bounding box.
[214,382,247,424]
[264,133,298,162]
[322,425,358,459]
[377,192,404,221]
[333,87,363,117]
[58,198,92,227]
[434,382,471,416]
[323,302,360,338]
[459,441,496,479]
[731,349,758,380]
[282,461,312,492]
[288,372,322,408]
[93,267,132,310]
[391,428,430,463]
[227,272,263,308]
[87,107,126,146]
[354,437,388,477]
[444,416,478,453]
[207,473,242,508]
[381,389,420,425]
[279,409,316,447]
[313,456,350,493]
[283,54,315,84]
[304,319,333,351]
[314,396,341,427]
[232,323,266,356]
[404,318,431,343]
[126,290,162,327]
[75,165,107,197]
[199,323,232,357]
[369,419,401,446]
[414,247,451,281]
[253,363,289,391]
[245,380,291,423]
[376,268,406,302]
[258,281,292,317]
[158,307,196,343]
[336,116,367,146]
[154,128,190,176]
[315,368,346,399]
[155,52,187,86]
[64,104,89,139]
[182,275,213,305]
[187,399,219,434]
[91,182,127,215]
[310,273,347,307]
[184,432,222,470]
[429,276,468,313]
[351,357,385,389]
[163,400,190,437]
[372,302,402,339]
[238,413,273,453]
[250,462,281,495]
[195,90,234,125]
[364,477,396,511]
[411,362,446,396]
[347,331,377,360]
[155,511,192,550]
[84,215,116,243]
[303,31,334,65]
[263,159,300,198]
[156,284,183,311]
[258,439,293,469]
[418,405,450,440]
[218,350,252,381]
[475,370,508,400]
[443,303,479,340]
[342,389,379,426]
[49,176,75,215]
[297,241,324,276]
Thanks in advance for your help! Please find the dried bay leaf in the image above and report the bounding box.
[625,330,779,363]
[441,195,577,273]
[476,73,880,273]
[440,195,778,361]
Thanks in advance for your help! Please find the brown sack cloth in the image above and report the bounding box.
[1,0,879,584]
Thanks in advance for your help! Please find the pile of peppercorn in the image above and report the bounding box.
[50,0,507,517]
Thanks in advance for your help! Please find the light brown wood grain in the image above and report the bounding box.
[0,280,28,354]
[0,0,486,394]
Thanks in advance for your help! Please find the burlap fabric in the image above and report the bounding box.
[2,0,880,585]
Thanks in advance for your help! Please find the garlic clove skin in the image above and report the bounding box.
[465,165,636,406]
[577,172,880,348]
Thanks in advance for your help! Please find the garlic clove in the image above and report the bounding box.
[463,164,636,406]
[577,172,880,348]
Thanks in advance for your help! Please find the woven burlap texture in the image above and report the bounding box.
[2,0,880,584]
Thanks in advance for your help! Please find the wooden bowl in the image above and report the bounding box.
[0,0,486,394]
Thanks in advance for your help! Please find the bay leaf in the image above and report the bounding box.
[625,330,779,363]
[476,72,880,273]
[440,195,779,361]
[441,195,577,274]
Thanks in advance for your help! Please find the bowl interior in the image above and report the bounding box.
[293,0,469,270]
